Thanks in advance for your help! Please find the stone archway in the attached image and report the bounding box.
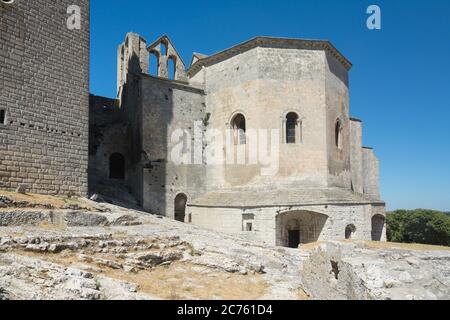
[276,211,329,248]
[174,193,187,223]
[371,214,386,241]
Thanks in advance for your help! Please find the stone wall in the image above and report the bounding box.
[188,203,386,246]
[362,147,381,200]
[199,46,330,191]
[350,119,364,193]
[140,76,206,216]
[325,52,352,189]
[0,0,90,195]
[88,95,125,191]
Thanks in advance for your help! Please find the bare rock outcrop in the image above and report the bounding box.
[301,241,450,300]
[0,201,448,300]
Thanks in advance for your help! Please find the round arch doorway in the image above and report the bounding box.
[276,210,329,248]
[174,193,188,223]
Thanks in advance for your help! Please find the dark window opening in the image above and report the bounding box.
[335,119,342,149]
[231,113,246,145]
[0,110,5,125]
[246,222,253,232]
[109,153,125,180]
[345,224,356,240]
[286,112,299,144]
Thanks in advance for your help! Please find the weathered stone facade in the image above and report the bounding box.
[0,0,90,195]
[90,33,386,247]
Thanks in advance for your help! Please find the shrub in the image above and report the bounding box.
[387,209,450,246]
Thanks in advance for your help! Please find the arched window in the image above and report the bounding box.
[149,52,159,76]
[109,153,125,180]
[345,224,356,239]
[335,119,343,149]
[174,193,187,223]
[286,112,299,144]
[231,113,246,145]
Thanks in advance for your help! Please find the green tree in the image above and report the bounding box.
[387,209,450,246]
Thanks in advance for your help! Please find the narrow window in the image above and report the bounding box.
[168,56,176,80]
[149,52,159,76]
[231,113,246,145]
[335,119,343,149]
[286,112,299,144]
[242,213,255,232]
[345,224,356,239]
[109,153,125,180]
[0,110,5,125]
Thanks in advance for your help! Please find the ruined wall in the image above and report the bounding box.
[140,76,206,217]
[88,95,130,195]
[117,33,149,97]
[0,0,90,195]
[147,35,188,82]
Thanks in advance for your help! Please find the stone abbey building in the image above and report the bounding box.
[1,1,386,247]
[90,33,386,246]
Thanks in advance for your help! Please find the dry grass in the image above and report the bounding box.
[1,190,66,207]
[0,189,98,211]
[38,221,67,231]
[0,231,25,238]
[103,262,268,300]
[14,250,268,300]
[298,242,323,251]
[297,240,450,253]
[363,241,450,252]
[16,250,80,266]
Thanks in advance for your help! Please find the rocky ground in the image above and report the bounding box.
[0,192,449,300]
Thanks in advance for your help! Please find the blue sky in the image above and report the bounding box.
[90,0,450,211]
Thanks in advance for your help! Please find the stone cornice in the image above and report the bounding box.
[188,36,352,77]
